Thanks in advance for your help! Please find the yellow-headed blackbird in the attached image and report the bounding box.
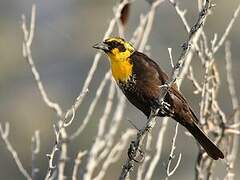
[93,37,224,160]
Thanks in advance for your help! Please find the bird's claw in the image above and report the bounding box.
[160,100,171,110]
[160,100,174,116]
[159,84,169,89]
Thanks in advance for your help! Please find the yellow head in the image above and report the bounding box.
[93,37,135,82]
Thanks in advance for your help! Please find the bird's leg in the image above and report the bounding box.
[160,100,171,111]
[158,84,174,116]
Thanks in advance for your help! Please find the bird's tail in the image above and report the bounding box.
[185,121,224,160]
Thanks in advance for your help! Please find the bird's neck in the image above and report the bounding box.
[108,51,133,83]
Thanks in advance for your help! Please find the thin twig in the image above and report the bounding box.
[212,4,240,53]
[72,0,130,111]
[165,123,182,179]
[21,5,71,179]
[169,0,212,87]
[45,2,131,177]
[97,80,116,137]
[188,66,202,94]
[168,0,206,65]
[225,41,239,180]
[168,48,174,68]
[97,94,127,163]
[93,129,136,180]
[119,110,159,180]
[138,0,166,51]
[31,130,40,180]
[119,1,212,179]
[22,4,63,117]
[72,151,87,180]
[0,122,32,180]
[70,71,111,140]
[119,1,170,178]
[82,80,116,180]
[144,117,168,180]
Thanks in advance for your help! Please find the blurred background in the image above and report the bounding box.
[0,0,239,179]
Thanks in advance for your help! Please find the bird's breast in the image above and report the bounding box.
[110,58,133,83]
[117,74,137,92]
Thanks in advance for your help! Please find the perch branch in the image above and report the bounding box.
[119,1,212,179]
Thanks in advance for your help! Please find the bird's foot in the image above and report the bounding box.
[159,84,169,89]
[160,100,174,116]
[160,100,171,110]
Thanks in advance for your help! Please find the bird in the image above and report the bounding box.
[93,37,224,160]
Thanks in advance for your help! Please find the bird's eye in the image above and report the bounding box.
[105,40,126,52]
[117,44,126,52]
[112,41,119,47]
[111,41,126,52]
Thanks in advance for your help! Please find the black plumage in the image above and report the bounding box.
[120,51,224,160]
[93,38,224,160]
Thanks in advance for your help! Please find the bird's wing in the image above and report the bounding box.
[131,51,166,101]
[169,86,199,124]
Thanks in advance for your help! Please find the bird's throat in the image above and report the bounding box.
[107,48,133,83]
[109,57,133,83]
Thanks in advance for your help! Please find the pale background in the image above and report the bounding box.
[0,0,239,179]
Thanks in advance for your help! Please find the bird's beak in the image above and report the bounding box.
[92,42,110,52]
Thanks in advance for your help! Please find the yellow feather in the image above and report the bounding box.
[107,48,133,82]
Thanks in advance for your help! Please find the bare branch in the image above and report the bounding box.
[97,95,127,162]
[93,129,135,180]
[144,117,168,180]
[0,122,32,180]
[168,48,174,68]
[72,151,87,180]
[97,80,116,137]
[188,66,202,94]
[213,3,240,53]
[83,80,120,180]
[138,0,166,51]
[70,71,111,140]
[119,110,159,180]
[168,0,206,65]
[73,0,131,110]
[21,5,71,179]
[31,130,40,180]
[13,1,239,180]
[165,123,182,179]
[119,1,213,179]
[225,41,239,180]
[169,0,212,87]
[22,4,63,117]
